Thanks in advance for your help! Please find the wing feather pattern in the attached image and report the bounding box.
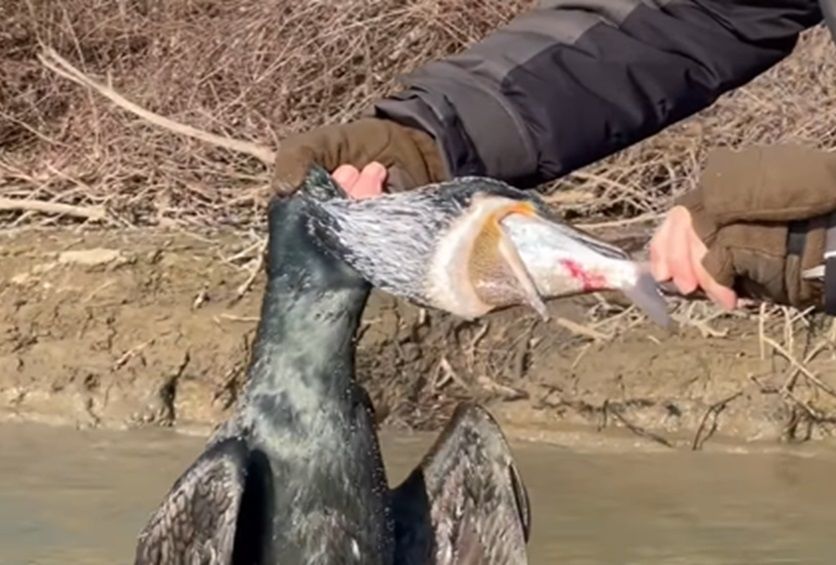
[133,437,249,565]
[392,403,531,564]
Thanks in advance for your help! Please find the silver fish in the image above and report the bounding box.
[301,166,673,328]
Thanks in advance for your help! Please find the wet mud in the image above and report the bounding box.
[2,227,836,448]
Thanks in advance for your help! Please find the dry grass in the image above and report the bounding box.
[1,0,529,228]
[3,1,836,233]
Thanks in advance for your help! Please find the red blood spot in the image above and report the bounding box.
[559,259,606,291]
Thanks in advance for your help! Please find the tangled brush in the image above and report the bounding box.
[2,1,836,233]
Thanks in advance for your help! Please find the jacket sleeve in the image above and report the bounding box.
[370,1,823,188]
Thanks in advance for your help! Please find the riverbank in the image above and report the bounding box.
[5,1,836,449]
[3,226,835,450]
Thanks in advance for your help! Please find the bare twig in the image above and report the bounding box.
[231,240,267,302]
[691,391,743,450]
[575,212,662,230]
[0,196,106,221]
[216,314,260,323]
[603,400,674,448]
[37,46,276,166]
[763,335,836,398]
[554,316,612,342]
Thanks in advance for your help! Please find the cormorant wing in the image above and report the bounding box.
[391,403,531,565]
[133,436,249,565]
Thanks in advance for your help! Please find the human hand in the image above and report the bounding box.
[331,162,387,200]
[649,145,836,311]
[271,118,447,196]
[649,205,738,310]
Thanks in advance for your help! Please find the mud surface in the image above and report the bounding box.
[3,227,836,447]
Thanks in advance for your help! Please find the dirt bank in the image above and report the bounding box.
[2,226,836,449]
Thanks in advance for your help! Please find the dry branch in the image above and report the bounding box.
[763,335,836,399]
[37,47,276,166]
[691,391,743,450]
[601,399,674,448]
[0,197,106,221]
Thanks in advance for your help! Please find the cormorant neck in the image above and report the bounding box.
[242,195,370,405]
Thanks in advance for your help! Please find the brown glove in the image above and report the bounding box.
[676,144,836,308]
[269,117,449,195]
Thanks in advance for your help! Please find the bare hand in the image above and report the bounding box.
[331,162,387,199]
[649,205,738,310]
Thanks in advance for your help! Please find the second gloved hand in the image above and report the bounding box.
[651,144,836,310]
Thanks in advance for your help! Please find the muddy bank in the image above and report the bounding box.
[2,226,836,448]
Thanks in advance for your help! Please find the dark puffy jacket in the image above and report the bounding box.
[370,1,836,188]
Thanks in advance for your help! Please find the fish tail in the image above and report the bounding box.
[621,262,673,329]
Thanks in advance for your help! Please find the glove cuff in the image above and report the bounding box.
[673,189,719,247]
[698,145,836,224]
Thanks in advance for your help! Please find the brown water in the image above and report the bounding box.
[2,423,836,564]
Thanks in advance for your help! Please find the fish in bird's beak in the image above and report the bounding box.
[299,165,673,328]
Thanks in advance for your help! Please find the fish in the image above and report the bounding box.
[300,165,673,329]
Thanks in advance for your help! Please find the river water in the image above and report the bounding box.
[1,422,835,564]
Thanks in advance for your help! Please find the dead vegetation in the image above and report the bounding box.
[5,1,836,230]
[4,1,836,444]
[1,0,529,228]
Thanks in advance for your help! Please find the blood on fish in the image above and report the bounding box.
[559,259,607,291]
